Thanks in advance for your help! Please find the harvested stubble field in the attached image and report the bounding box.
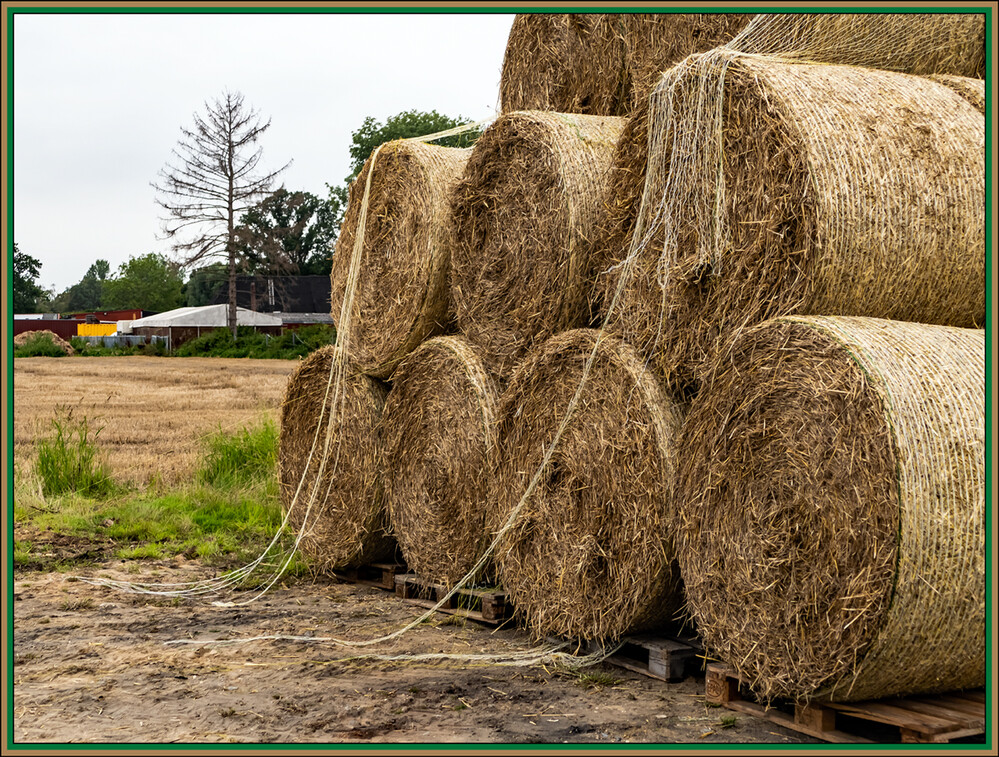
[13,357,298,486]
[10,356,813,745]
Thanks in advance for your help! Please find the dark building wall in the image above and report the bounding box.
[211,276,331,313]
[14,320,80,340]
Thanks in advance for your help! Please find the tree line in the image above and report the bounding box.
[14,99,478,320]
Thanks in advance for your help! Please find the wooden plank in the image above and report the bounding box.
[720,699,871,744]
[823,701,957,735]
[928,694,987,718]
[888,699,984,728]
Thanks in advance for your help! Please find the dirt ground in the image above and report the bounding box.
[11,546,816,747]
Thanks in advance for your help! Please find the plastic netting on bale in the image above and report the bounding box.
[450,110,624,376]
[604,13,984,391]
[381,337,501,588]
[928,73,986,113]
[676,316,984,703]
[489,329,687,642]
[330,141,472,380]
[279,344,395,572]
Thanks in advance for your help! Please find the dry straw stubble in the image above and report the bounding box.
[450,111,624,376]
[610,55,984,391]
[278,345,394,572]
[490,329,686,642]
[330,140,471,380]
[380,337,500,588]
[677,316,984,703]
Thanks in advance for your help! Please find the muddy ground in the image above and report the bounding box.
[11,533,817,747]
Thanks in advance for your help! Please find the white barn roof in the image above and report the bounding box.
[130,304,282,328]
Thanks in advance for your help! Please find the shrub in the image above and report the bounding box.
[14,331,73,357]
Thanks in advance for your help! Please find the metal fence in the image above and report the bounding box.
[75,335,169,349]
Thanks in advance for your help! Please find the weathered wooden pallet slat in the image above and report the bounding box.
[337,562,407,591]
[394,573,512,625]
[585,634,704,683]
[704,663,986,744]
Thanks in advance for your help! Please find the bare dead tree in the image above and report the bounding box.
[153,90,290,337]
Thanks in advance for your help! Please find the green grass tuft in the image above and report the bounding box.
[35,409,119,498]
[197,421,278,489]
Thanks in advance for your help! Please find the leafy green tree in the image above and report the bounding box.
[13,243,45,313]
[185,262,228,307]
[102,253,185,312]
[345,110,478,183]
[235,188,339,276]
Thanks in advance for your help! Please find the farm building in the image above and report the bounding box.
[125,304,284,349]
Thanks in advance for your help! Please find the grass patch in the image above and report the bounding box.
[35,408,118,498]
[16,419,307,576]
[197,421,278,488]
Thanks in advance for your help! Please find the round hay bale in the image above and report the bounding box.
[450,111,625,376]
[499,14,628,115]
[278,345,394,572]
[489,329,686,641]
[381,337,500,588]
[731,13,985,78]
[927,74,985,113]
[677,316,984,703]
[330,140,471,380]
[612,54,984,392]
[621,14,751,111]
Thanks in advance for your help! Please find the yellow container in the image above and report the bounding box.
[77,323,117,337]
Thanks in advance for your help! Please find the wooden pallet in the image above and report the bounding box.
[337,562,407,591]
[586,634,704,683]
[705,663,986,744]
[394,573,512,625]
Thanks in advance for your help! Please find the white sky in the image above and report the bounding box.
[13,10,516,294]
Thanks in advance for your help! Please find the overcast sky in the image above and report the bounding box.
[13,10,516,295]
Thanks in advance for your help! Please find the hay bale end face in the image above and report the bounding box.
[613,56,984,391]
[677,316,984,702]
[380,337,500,588]
[330,140,471,380]
[490,329,686,642]
[278,346,394,572]
[450,111,624,376]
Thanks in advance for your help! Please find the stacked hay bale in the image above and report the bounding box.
[380,337,500,587]
[278,345,394,572]
[499,13,750,116]
[330,140,472,380]
[489,329,686,641]
[450,110,624,376]
[601,53,984,391]
[676,317,984,702]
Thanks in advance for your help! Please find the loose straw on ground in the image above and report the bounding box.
[450,110,624,376]
[489,329,686,642]
[676,316,984,703]
[330,141,471,380]
[381,337,501,588]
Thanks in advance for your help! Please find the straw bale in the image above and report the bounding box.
[608,55,984,392]
[499,14,627,115]
[278,345,394,572]
[677,316,984,703]
[330,140,471,380]
[621,14,750,110]
[450,111,624,376]
[730,13,985,78]
[489,329,686,641]
[380,337,500,588]
[928,74,985,113]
